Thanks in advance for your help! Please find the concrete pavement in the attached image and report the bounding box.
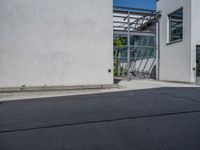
[0,79,198,102]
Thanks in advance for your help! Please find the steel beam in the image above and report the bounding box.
[113,30,155,37]
[127,11,131,65]
[114,10,155,17]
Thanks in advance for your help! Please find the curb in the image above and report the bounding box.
[0,84,119,93]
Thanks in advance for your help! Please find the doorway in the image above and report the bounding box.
[196,45,200,84]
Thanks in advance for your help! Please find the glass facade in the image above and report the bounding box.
[114,35,156,62]
[131,36,156,60]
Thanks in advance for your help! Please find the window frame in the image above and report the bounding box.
[167,7,183,45]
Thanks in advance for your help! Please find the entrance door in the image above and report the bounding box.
[196,46,200,84]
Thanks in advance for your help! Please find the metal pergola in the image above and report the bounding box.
[113,6,157,79]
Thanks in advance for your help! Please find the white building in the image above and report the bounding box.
[157,0,200,84]
[1,0,200,91]
[0,0,113,89]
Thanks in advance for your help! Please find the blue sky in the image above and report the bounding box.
[113,0,156,10]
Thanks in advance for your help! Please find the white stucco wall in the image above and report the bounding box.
[157,0,192,83]
[0,0,113,88]
[191,0,200,82]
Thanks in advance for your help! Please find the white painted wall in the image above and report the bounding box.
[0,0,113,88]
[191,0,200,82]
[157,0,192,83]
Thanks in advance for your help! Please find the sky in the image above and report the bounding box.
[113,0,156,10]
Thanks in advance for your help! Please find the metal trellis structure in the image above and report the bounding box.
[113,6,157,80]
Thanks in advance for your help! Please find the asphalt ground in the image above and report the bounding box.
[0,87,200,150]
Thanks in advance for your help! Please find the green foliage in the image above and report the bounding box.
[114,37,125,77]
[114,37,125,49]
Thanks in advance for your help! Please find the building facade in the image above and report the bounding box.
[157,0,200,83]
[0,0,113,89]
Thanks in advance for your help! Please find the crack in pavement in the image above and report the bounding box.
[1,110,200,134]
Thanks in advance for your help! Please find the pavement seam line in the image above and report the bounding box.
[1,110,200,134]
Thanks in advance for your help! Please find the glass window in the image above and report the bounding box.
[168,8,183,43]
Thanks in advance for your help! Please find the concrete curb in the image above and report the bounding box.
[0,84,119,93]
